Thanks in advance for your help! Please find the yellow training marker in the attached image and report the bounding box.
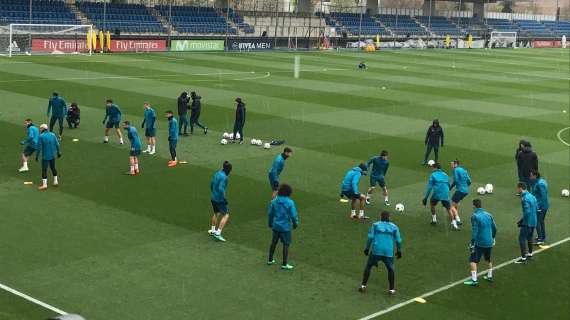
[339,198,349,203]
[414,297,427,304]
[539,245,551,249]
[179,161,188,164]
[72,139,79,142]
[24,181,33,185]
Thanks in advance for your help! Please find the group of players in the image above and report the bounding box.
[18,92,552,294]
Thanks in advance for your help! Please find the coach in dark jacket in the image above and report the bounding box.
[515,140,538,188]
[232,97,246,144]
[177,91,190,135]
[423,119,444,165]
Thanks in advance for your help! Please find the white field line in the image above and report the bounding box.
[0,68,342,83]
[357,236,570,320]
[557,127,570,147]
[0,282,67,315]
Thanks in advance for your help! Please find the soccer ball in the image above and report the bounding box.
[236,133,241,140]
[222,132,229,139]
[220,139,228,145]
[562,189,570,197]
[256,140,263,146]
[263,143,271,149]
[395,203,405,212]
[250,139,257,145]
[228,133,234,140]
[485,184,494,194]
[477,187,486,195]
[427,160,435,166]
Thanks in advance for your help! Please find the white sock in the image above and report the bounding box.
[351,210,356,217]
[119,138,124,143]
[104,136,109,142]
[487,269,493,278]
[456,216,461,222]
[53,176,58,184]
[134,163,139,171]
[366,193,370,199]
[151,145,155,153]
[451,220,458,228]
[432,215,437,222]
[23,161,28,168]
[42,178,47,187]
[215,229,221,235]
[211,226,216,232]
[130,165,135,174]
[358,210,364,217]
[146,145,151,151]
[471,271,477,282]
[384,196,389,202]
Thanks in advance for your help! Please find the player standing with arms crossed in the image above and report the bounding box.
[267,184,299,270]
[47,92,67,139]
[141,102,157,155]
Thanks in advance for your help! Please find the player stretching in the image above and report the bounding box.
[514,183,537,264]
[267,184,299,270]
[209,161,233,242]
[123,121,142,176]
[47,92,67,139]
[18,119,40,173]
[463,199,496,286]
[268,147,293,199]
[232,97,246,144]
[450,159,471,225]
[366,150,390,206]
[102,99,123,144]
[422,162,459,230]
[141,102,157,155]
[36,124,61,190]
[166,110,179,167]
[190,92,208,135]
[359,210,402,295]
[340,163,368,220]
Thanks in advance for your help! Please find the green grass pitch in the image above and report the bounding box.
[0,49,568,320]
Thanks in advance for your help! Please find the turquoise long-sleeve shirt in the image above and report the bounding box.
[168,117,179,141]
[340,166,364,194]
[367,156,389,178]
[127,126,142,151]
[531,178,549,211]
[470,208,497,248]
[450,166,471,194]
[268,196,299,232]
[210,170,228,202]
[22,124,39,149]
[103,104,122,123]
[424,169,451,201]
[268,154,286,180]
[36,131,60,161]
[47,96,67,118]
[520,191,538,227]
[142,108,156,129]
[365,221,402,257]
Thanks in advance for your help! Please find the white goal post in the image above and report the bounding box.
[489,31,517,49]
[0,24,93,57]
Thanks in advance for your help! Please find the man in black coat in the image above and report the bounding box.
[177,91,190,135]
[515,140,538,190]
[190,91,208,135]
[232,97,246,144]
[422,119,444,165]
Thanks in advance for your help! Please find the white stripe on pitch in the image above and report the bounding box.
[0,282,67,315]
[358,237,570,320]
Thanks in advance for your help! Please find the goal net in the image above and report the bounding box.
[489,31,517,48]
[0,24,93,57]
